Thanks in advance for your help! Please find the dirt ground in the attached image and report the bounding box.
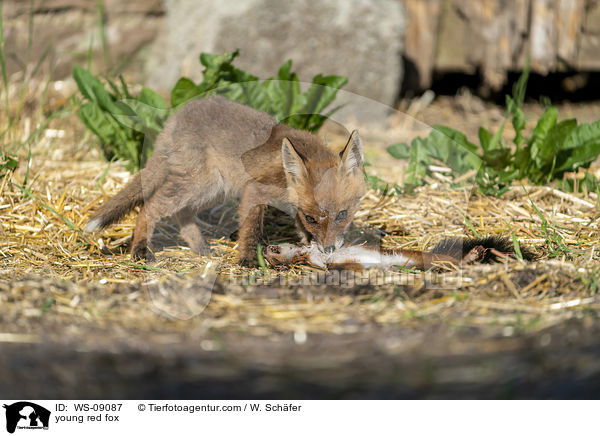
[1,87,599,398]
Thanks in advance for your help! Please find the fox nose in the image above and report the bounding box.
[324,245,336,254]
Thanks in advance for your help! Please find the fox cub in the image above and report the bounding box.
[85,96,366,265]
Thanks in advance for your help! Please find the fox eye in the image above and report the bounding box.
[335,210,348,222]
[304,214,317,225]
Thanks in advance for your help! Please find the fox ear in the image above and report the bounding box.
[282,137,307,181]
[339,130,363,174]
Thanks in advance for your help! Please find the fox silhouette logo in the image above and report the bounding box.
[3,402,50,434]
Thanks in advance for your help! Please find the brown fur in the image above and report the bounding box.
[85,96,366,265]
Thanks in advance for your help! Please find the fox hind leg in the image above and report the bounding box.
[176,206,208,255]
[130,170,224,261]
[131,205,157,262]
[130,184,175,261]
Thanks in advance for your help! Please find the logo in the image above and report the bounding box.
[3,402,50,434]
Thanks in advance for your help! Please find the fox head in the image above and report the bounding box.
[282,130,366,253]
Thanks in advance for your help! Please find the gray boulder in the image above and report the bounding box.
[147,0,405,120]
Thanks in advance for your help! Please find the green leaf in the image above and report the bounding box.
[481,148,512,170]
[560,119,600,150]
[277,59,293,80]
[513,148,530,174]
[73,66,126,116]
[478,127,492,151]
[140,88,168,109]
[512,61,529,107]
[434,125,478,154]
[555,120,600,172]
[402,137,431,186]
[510,229,523,261]
[430,126,481,172]
[119,75,133,99]
[275,60,303,119]
[488,119,506,151]
[199,50,260,97]
[76,102,115,145]
[387,142,410,159]
[170,77,201,108]
[298,74,348,131]
[0,150,18,175]
[364,174,391,192]
[115,100,169,134]
[73,65,104,103]
[105,77,124,100]
[534,118,577,174]
[528,106,558,161]
[506,95,526,148]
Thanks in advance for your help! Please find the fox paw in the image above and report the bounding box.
[237,252,259,267]
[132,244,156,262]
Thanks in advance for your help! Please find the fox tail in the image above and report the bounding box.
[84,165,166,232]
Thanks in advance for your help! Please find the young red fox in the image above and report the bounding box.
[264,236,534,270]
[85,96,366,265]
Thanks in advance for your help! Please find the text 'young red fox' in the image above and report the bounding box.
[85,96,366,265]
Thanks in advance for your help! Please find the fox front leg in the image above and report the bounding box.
[295,213,311,245]
[237,184,266,266]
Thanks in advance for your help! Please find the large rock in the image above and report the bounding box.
[147,0,405,119]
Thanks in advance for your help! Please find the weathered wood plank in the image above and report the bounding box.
[403,0,442,89]
[557,0,585,67]
[405,0,596,89]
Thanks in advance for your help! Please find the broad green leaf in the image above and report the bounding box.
[555,122,600,172]
[140,88,168,109]
[528,106,558,159]
[73,67,125,116]
[387,142,410,159]
[300,74,348,131]
[115,100,169,134]
[403,138,428,186]
[536,118,576,170]
[170,77,201,107]
[77,102,115,145]
[513,148,530,175]
[198,50,240,91]
[434,125,478,154]
[560,119,600,150]
[277,60,293,81]
[425,129,451,162]
[275,61,302,119]
[482,148,512,170]
[73,66,104,103]
[478,127,492,151]
[553,121,600,173]
[430,126,481,172]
